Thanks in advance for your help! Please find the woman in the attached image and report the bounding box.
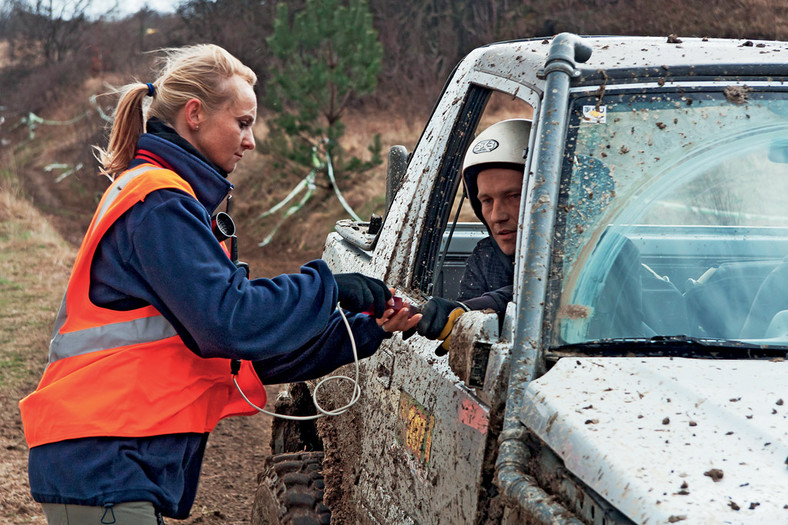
[20,44,419,524]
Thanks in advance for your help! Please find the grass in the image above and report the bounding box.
[0,353,32,389]
[0,178,74,391]
[0,175,73,524]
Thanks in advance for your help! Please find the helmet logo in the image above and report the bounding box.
[472,139,499,154]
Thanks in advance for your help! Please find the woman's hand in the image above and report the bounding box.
[376,290,422,333]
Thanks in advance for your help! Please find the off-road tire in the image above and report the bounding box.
[270,382,322,455]
[251,451,331,525]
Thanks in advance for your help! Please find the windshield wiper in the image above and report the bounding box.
[547,335,788,361]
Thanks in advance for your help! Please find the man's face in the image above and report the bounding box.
[476,168,523,256]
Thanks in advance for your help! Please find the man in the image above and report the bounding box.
[418,118,531,343]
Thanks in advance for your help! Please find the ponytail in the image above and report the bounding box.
[94,83,153,178]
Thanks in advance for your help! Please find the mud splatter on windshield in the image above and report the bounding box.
[553,91,788,347]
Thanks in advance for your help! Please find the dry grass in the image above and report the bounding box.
[0,175,74,524]
[0,42,10,69]
[0,182,74,385]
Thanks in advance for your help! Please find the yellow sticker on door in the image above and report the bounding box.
[395,391,435,465]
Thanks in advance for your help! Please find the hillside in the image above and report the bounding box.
[1,76,425,274]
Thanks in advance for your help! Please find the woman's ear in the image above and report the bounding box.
[184,98,203,132]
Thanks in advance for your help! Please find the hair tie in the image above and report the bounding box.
[146,83,155,97]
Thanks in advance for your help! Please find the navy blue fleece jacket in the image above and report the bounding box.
[28,120,387,518]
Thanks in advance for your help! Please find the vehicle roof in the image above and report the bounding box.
[468,35,788,87]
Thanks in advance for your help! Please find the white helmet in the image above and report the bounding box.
[461,118,532,224]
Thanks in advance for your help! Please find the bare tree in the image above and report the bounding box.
[176,0,281,86]
[5,0,92,64]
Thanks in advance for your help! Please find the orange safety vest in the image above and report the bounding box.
[19,164,266,448]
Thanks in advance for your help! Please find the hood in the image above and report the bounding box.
[519,357,788,524]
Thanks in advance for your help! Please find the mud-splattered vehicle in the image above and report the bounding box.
[252,33,788,524]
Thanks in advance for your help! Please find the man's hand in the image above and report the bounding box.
[417,297,468,344]
[334,273,392,317]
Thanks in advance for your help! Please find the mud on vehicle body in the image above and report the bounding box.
[253,33,788,524]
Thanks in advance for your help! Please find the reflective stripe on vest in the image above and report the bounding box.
[20,164,266,448]
[47,166,178,364]
[49,296,177,362]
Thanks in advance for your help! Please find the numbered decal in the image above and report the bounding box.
[395,391,435,465]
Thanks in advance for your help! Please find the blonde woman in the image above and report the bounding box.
[20,44,418,524]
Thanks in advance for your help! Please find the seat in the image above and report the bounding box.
[739,256,788,339]
[586,235,653,340]
[641,264,687,335]
[683,260,778,339]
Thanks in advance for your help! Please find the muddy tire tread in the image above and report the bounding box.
[252,451,330,525]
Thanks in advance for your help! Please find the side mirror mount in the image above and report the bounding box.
[446,310,500,392]
[386,145,408,213]
[335,145,408,252]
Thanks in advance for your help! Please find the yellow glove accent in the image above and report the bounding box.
[438,307,466,351]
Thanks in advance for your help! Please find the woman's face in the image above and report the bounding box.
[190,75,257,174]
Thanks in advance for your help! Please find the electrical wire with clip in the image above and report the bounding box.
[232,295,421,420]
[231,304,362,421]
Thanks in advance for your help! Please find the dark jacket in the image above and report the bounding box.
[27,119,387,518]
[457,236,514,314]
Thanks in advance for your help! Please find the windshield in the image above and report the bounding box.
[553,88,788,348]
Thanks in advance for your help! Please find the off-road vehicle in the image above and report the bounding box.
[252,33,788,524]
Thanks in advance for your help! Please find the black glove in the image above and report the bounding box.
[417,297,468,340]
[334,272,392,318]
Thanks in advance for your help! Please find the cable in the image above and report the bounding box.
[232,303,362,420]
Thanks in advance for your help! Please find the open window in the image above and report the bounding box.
[412,87,534,302]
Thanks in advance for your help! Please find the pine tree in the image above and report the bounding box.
[266,0,383,174]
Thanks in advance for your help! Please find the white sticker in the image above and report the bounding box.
[583,105,607,124]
